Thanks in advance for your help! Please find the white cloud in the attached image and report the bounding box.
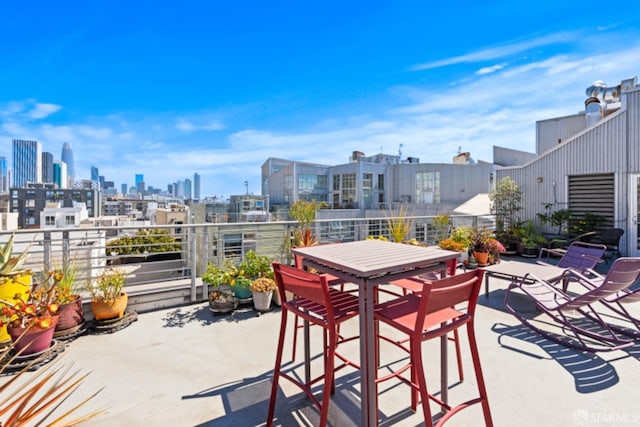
[176,117,224,132]
[410,32,578,71]
[28,103,62,119]
[476,63,507,75]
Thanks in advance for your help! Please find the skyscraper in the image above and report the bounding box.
[42,151,54,183]
[13,139,42,187]
[53,161,68,189]
[184,178,192,200]
[135,174,145,194]
[0,156,7,193]
[61,143,75,185]
[193,172,201,201]
[91,166,99,188]
[121,183,127,195]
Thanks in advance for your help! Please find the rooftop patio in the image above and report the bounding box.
[13,257,640,427]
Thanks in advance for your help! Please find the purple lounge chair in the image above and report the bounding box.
[537,241,606,272]
[504,257,640,352]
[569,257,640,338]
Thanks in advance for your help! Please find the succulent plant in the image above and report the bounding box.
[0,234,31,278]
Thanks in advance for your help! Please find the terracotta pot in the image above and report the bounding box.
[56,295,85,332]
[8,316,58,355]
[473,251,490,266]
[90,292,128,321]
[0,273,31,343]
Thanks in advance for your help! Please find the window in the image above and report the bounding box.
[416,172,440,204]
[285,175,293,190]
[45,216,55,226]
[65,215,75,225]
[378,174,385,190]
[341,173,356,206]
[333,175,340,191]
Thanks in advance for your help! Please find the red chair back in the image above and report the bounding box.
[272,262,333,319]
[418,269,485,321]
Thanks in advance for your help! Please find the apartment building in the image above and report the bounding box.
[495,76,640,256]
[262,150,495,217]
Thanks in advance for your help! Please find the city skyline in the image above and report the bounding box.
[1,2,639,197]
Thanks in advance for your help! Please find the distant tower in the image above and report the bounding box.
[53,161,68,189]
[42,151,54,183]
[0,156,6,193]
[135,174,145,194]
[193,172,201,201]
[61,143,75,186]
[13,139,42,187]
[121,183,127,195]
[91,166,100,189]
[184,178,192,200]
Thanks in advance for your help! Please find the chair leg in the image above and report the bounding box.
[466,324,493,427]
[267,310,289,427]
[409,340,419,412]
[292,312,299,361]
[411,337,434,426]
[319,331,338,427]
[451,329,464,382]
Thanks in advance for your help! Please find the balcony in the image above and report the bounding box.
[2,220,638,425]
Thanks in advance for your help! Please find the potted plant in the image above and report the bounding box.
[202,263,238,313]
[50,261,85,335]
[85,267,128,321]
[0,234,33,344]
[469,227,494,266]
[250,277,278,312]
[0,273,60,355]
[485,238,506,264]
[203,251,273,302]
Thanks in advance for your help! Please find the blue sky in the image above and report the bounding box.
[1,1,639,199]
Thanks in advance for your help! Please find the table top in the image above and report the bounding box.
[292,240,459,279]
[482,259,566,281]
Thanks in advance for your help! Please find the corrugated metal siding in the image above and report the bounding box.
[568,174,615,228]
[497,99,629,234]
[536,114,586,154]
[627,89,640,171]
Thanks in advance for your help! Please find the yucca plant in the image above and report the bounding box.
[0,339,105,426]
[0,234,32,280]
[385,206,413,243]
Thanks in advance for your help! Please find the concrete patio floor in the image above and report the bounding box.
[14,258,640,426]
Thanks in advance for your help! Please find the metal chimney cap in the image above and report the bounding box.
[586,80,607,97]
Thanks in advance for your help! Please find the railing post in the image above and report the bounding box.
[43,231,51,272]
[62,231,69,269]
[202,231,208,299]
[190,225,197,302]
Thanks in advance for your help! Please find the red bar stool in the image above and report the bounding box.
[267,263,360,427]
[290,253,349,362]
[374,269,493,426]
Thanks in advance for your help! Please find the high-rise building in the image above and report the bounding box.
[193,172,201,201]
[91,166,99,189]
[61,143,75,186]
[53,161,68,189]
[42,151,54,184]
[12,139,42,187]
[135,174,145,194]
[121,183,127,195]
[0,156,7,193]
[184,178,192,200]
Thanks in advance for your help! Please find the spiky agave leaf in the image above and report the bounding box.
[0,342,104,426]
[0,234,33,277]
